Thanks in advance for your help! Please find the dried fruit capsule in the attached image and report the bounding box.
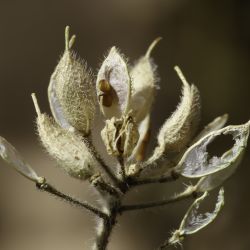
[32,93,98,180]
[48,26,96,135]
[96,47,131,118]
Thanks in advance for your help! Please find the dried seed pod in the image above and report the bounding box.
[101,114,139,157]
[175,121,250,178]
[32,94,97,180]
[96,47,131,118]
[193,114,228,143]
[129,38,161,122]
[195,147,244,192]
[167,188,224,246]
[149,66,201,163]
[48,26,96,135]
[0,136,43,183]
[129,114,151,162]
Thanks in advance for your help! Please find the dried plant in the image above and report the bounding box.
[0,26,249,250]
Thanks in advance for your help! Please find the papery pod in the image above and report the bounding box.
[96,47,131,118]
[32,94,97,180]
[148,66,201,163]
[167,188,224,246]
[48,26,96,135]
[193,114,228,143]
[0,136,42,183]
[101,114,139,157]
[129,38,161,123]
[175,121,250,178]
[196,147,244,192]
[129,114,151,162]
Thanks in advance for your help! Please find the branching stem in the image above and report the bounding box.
[119,191,197,213]
[93,207,119,250]
[128,170,179,186]
[117,155,126,181]
[90,174,121,198]
[86,137,123,191]
[36,180,108,220]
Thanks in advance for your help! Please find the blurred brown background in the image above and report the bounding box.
[0,0,249,249]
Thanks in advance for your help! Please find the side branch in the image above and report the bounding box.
[36,179,108,220]
[120,190,197,213]
[129,170,179,186]
[90,174,121,198]
[86,137,123,190]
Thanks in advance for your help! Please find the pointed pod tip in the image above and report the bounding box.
[146,37,162,58]
[69,34,76,49]
[65,25,76,51]
[65,25,70,32]
[222,113,229,120]
[174,66,190,87]
[110,46,118,53]
[31,93,41,117]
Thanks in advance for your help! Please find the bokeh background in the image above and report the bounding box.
[0,0,249,249]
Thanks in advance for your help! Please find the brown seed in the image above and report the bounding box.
[99,94,113,107]
[98,79,111,93]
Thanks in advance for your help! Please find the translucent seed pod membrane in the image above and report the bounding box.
[176,121,250,178]
[96,47,131,119]
[168,188,224,246]
[0,137,42,183]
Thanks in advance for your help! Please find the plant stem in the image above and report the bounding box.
[117,155,126,181]
[93,203,119,250]
[128,170,179,186]
[36,180,108,220]
[86,137,123,190]
[119,191,197,212]
[90,174,121,198]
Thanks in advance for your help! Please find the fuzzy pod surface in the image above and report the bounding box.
[36,111,98,180]
[48,27,96,135]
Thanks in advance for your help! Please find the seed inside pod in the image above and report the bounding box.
[98,79,114,107]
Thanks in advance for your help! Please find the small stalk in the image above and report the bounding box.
[128,170,179,187]
[36,179,108,220]
[93,207,119,250]
[86,136,123,191]
[117,155,126,181]
[120,190,197,213]
[90,174,121,198]
[92,194,121,250]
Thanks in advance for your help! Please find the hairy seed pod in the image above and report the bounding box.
[96,47,131,118]
[129,38,161,123]
[149,66,201,163]
[48,26,96,135]
[32,94,97,180]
